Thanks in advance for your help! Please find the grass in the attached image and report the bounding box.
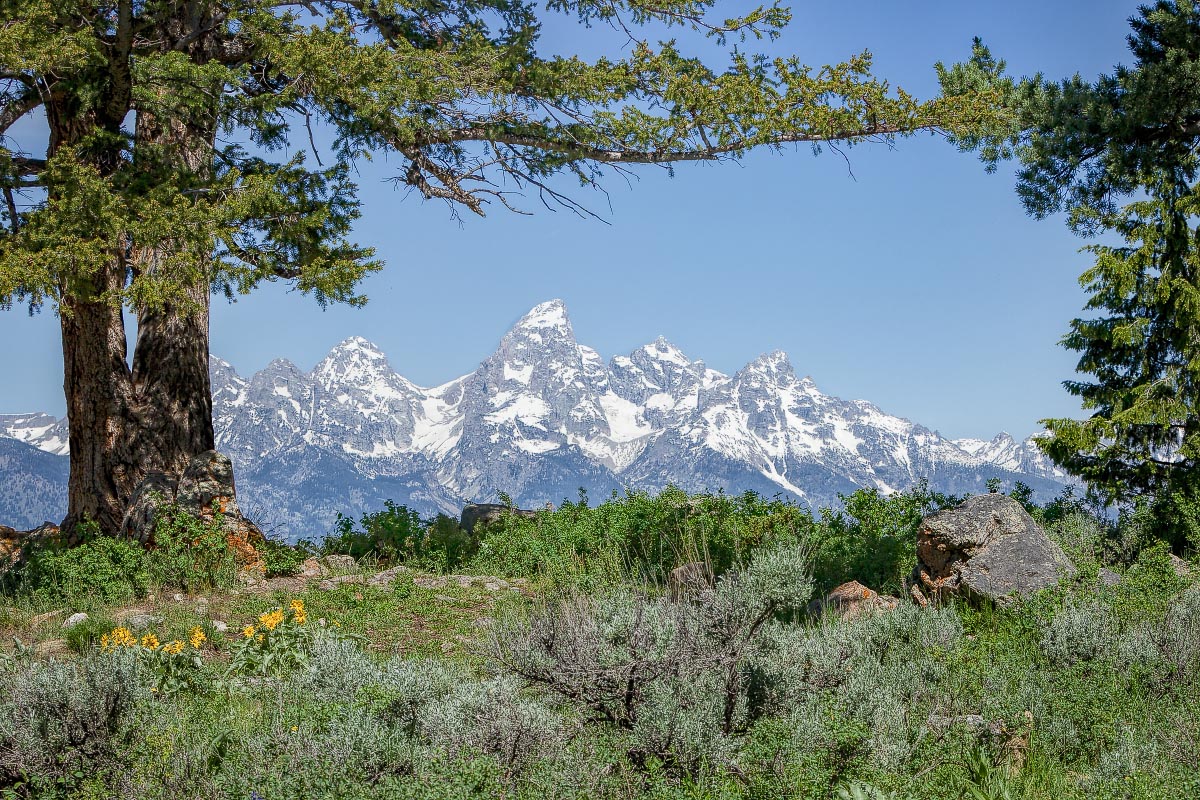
[0,486,1197,799]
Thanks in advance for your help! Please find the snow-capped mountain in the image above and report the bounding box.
[0,299,1071,539]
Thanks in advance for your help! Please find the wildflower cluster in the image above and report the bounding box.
[100,625,208,696]
[228,599,313,677]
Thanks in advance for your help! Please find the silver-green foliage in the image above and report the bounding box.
[487,543,813,771]
[0,650,143,787]
[1041,602,1118,667]
[751,603,963,769]
[421,675,571,774]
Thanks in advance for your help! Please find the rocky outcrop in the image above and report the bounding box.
[459,503,539,534]
[808,580,900,620]
[120,450,264,568]
[913,494,1075,605]
[0,522,62,571]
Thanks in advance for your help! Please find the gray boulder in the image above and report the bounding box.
[459,503,539,534]
[914,494,1075,605]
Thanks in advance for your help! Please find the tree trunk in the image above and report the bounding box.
[59,266,137,538]
[57,119,222,538]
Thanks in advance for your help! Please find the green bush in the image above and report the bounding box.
[472,486,813,587]
[257,537,309,578]
[147,505,237,592]
[809,481,960,595]
[325,500,426,562]
[65,612,120,654]
[5,533,151,606]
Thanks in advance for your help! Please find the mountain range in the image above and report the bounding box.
[0,299,1070,538]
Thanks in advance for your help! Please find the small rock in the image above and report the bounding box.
[320,554,357,574]
[808,581,900,620]
[668,561,713,600]
[318,574,365,590]
[125,613,163,630]
[299,557,327,578]
[210,620,229,633]
[1098,568,1122,587]
[353,592,364,601]
[62,612,89,629]
[1169,553,1192,579]
[367,565,411,587]
[172,593,185,602]
[459,503,539,535]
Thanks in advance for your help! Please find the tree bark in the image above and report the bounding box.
[56,84,223,539]
[59,266,137,538]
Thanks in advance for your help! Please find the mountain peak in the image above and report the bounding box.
[515,299,570,330]
[747,350,793,371]
[641,336,690,365]
[329,336,386,357]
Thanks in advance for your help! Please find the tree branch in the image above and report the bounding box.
[436,122,931,164]
[0,88,43,136]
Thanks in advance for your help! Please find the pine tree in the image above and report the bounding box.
[942,1,1200,547]
[0,0,997,539]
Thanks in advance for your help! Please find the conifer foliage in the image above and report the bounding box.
[944,2,1200,546]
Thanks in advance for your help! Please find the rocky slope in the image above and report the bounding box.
[0,300,1070,540]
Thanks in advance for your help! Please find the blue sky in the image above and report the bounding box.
[0,1,1140,440]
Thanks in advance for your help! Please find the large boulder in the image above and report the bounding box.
[913,494,1075,605]
[120,450,264,569]
[459,503,539,535]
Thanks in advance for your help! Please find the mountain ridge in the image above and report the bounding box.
[0,299,1071,539]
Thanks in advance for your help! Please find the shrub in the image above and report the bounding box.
[1041,602,1117,667]
[325,500,426,562]
[257,537,309,578]
[65,612,119,654]
[809,481,960,595]
[487,543,813,774]
[421,676,569,775]
[147,505,237,592]
[0,651,143,791]
[472,487,813,588]
[6,533,151,606]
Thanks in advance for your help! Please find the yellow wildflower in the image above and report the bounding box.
[100,633,111,652]
[259,609,285,631]
[255,633,265,644]
[108,627,136,648]
[163,640,184,656]
[242,625,256,639]
[289,599,307,624]
[141,633,160,651]
[188,627,206,649]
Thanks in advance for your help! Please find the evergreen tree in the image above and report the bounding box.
[0,0,996,539]
[941,1,1200,547]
